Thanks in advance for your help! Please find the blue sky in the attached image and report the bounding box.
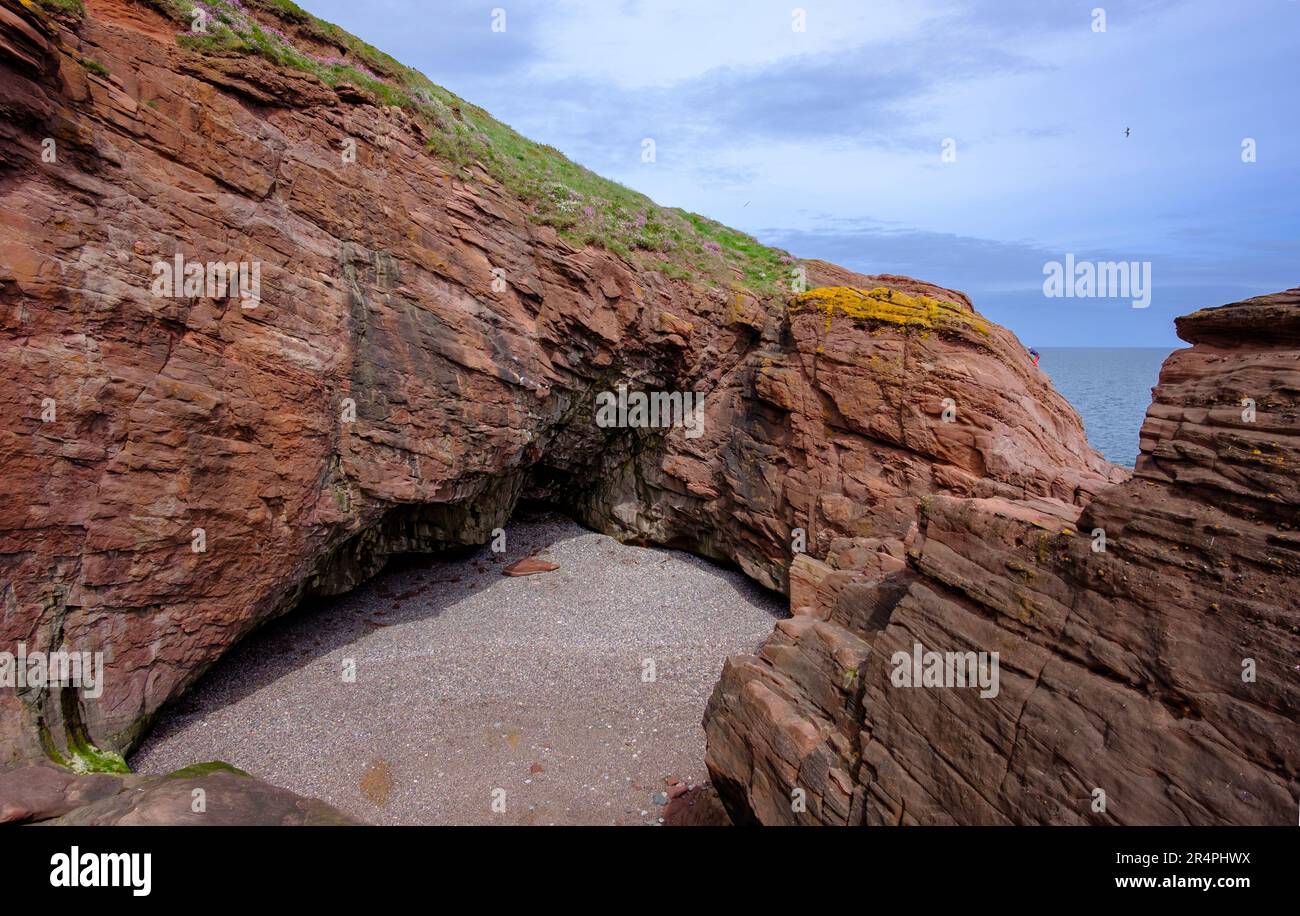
[300,0,1298,346]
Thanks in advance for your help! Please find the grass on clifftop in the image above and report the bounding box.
[130,0,796,298]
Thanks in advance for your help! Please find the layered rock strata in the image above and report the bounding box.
[703,290,1300,825]
[0,0,1112,768]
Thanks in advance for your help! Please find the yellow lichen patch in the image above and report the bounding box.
[658,310,693,336]
[789,286,990,336]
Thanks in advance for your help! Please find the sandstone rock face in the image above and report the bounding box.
[0,0,1117,771]
[704,290,1300,825]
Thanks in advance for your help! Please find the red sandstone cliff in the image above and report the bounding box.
[0,0,1293,826]
[704,289,1300,825]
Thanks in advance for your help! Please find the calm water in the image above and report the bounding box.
[1038,348,1176,467]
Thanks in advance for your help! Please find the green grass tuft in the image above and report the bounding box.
[80,57,110,78]
[146,0,798,297]
[31,0,86,19]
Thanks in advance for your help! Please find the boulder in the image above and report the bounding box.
[1,762,359,825]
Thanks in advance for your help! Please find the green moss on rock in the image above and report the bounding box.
[43,729,131,774]
[30,0,86,19]
[165,760,251,779]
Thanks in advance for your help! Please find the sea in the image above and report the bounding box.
[1037,348,1178,468]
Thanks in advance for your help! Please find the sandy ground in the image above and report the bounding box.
[131,510,785,825]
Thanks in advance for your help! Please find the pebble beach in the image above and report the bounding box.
[131,511,785,825]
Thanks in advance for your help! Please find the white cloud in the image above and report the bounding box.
[525,0,940,87]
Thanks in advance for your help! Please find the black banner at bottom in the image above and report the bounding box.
[3,826,1286,901]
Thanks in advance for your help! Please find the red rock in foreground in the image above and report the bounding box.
[0,761,358,824]
[704,290,1300,825]
[502,557,559,577]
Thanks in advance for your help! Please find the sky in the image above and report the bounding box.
[299,0,1298,346]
